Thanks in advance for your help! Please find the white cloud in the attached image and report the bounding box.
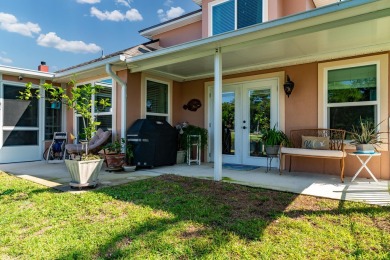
[116,0,131,8]
[76,0,100,4]
[125,9,143,21]
[91,7,125,21]
[0,55,12,64]
[36,32,101,54]
[90,7,142,22]
[0,12,41,37]
[164,0,174,6]
[157,6,185,22]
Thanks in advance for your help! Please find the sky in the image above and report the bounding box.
[0,0,200,72]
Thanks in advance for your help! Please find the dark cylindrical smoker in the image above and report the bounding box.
[127,119,177,167]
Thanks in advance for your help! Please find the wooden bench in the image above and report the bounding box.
[279,129,346,182]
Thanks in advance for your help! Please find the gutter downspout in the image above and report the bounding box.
[105,63,127,149]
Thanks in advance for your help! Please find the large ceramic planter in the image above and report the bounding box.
[65,159,104,188]
[265,145,280,156]
[105,153,125,171]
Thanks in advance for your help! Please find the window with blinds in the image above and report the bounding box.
[76,79,113,141]
[146,80,169,121]
[211,0,263,35]
[326,64,378,132]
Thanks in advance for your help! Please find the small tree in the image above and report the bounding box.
[19,80,110,143]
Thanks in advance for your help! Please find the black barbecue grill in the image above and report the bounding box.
[127,119,177,168]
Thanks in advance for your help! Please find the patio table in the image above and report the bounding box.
[348,152,380,182]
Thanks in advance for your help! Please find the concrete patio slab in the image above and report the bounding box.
[0,161,389,206]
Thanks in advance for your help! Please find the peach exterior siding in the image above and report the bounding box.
[125,72,142,130]
[153,21,202,48]
[163,54,389,180]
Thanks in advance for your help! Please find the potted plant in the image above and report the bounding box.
[104,138,127,171]
[261,126,289,155]
[123,142,136,172]
[176,123,208,163]
[19,80,110,188]
[349,117,385,152]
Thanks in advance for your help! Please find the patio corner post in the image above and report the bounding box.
[214,47,222,181]
[106,63,127,148]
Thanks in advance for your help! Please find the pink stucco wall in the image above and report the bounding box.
[153,21,202,48]
[168,53,390,179]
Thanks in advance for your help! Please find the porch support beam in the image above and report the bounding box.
[213,47,222,181]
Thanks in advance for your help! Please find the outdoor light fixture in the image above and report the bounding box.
[283,75,295,98]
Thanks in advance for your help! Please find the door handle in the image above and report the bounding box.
[242,126,247,129]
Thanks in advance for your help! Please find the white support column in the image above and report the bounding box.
[214,48,222,181]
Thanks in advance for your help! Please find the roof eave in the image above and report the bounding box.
[0,65,55,79]
[127,0,382,65]
[54,55,127,81]
[139,10,202,39]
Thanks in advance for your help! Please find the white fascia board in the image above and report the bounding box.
[140,11,202,39]
[0,65,54,79]
[54,55,126,79]
[127,0,382,65]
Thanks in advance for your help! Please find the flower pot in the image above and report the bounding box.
[176,150,186,164]
[123,165,136,172]
[65,159,104,188]
[265,145,280,156]
[105,153,126,170]
[356,144,375,152]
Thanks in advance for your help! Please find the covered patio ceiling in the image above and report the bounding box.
[126,0,390,82]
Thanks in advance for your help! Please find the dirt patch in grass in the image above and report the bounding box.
[151,174,387,224]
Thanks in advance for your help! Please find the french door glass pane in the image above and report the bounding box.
[212,0,235,35]
[4,85,38,127]
[328,65,376,103]
[249,89,270,157]
[3,130,38,146]
[329,105,375,132]
[238,0,262,29]
[222,92,235,155]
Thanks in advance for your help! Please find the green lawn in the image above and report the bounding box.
[1,171,389,259]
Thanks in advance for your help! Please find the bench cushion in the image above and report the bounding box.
[280,147,346,158]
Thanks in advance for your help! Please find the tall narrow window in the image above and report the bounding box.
[76,79,113,140]
[45,100,62,140]
[146,80,169,121]
[327,64,378,132]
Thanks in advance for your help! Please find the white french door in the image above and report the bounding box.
[209,78,278,166]
[0,84,41,163]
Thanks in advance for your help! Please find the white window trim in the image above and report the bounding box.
[73,78,116,140]
[318,54,388,151]
[208,0,268,37]
[144,77,171,123]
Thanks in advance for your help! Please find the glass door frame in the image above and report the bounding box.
[208,78,279,166]
[242,79,278,165]
[0,82,43,163]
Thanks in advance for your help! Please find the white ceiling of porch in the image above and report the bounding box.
[127,1,390,82]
